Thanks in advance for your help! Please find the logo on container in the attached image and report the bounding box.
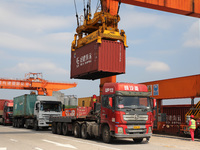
[76,53,92,68]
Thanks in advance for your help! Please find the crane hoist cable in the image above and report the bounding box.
[83,0,86,20]
[74,0,79,27]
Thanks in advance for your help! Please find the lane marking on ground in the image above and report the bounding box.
[10,139,18,142]
[0,148,7,150]
[34,147,43,150]
[49,135,121,150]
[42,139,77,149]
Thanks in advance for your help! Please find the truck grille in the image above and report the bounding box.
[43,114,60,120]
[126,125,147,134]
[123,114,148,121]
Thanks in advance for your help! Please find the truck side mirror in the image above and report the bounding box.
[109,97,113,108]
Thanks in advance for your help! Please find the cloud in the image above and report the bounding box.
[6,61,69,76]
[127,57,170,72]
[183,20,200,48]
[0,6,74,33]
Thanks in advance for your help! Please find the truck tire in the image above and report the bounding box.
[81,124,89,139]
[133,138,143,143]
[33,120,39,131]
[62,123,69,136]
[2,119,5,126]
[74,123,81,138]
[102,125,112,143]
[57,123,63,135]
[16,119,20,128]
[12,119,16,127]
[52,122,57,134]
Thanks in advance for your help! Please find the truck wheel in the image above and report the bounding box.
[16,119,20,128]
[33,120,39,131]
[12,119,16,127]
[52,122,57,134]
[74,123,81,138]
[81,124,89,139]
[25,121,30,129]
[62,123,69,136]
[57,123,63,135]
[133,138,143,143]
[102,125,112,143]
[3,119,5,126]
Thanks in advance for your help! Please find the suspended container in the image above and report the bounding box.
[71,39,126,80]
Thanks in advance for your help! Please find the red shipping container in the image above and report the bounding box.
[71,40,126,80]
[162,105,191,125]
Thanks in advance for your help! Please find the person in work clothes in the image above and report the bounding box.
[189,115,196,141]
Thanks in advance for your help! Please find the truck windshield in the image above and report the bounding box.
[40,102,61,112]
[116,96,151,110]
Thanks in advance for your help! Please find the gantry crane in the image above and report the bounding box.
[0,73,77,96]
[71,0,200,95]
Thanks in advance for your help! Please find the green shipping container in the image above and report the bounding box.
[13,94,37,117]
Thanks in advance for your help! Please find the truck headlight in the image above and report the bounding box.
[118,127,123,134]
[148,127,152,133]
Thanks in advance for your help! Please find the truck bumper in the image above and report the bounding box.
[113,133,152,139]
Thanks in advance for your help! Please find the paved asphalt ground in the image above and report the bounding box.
[0,126,199,150]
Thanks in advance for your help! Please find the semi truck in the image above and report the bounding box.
[13,94,62,130]
[50,82,155,143]
[0,100,13,125]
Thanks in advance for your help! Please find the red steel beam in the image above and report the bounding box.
[118,0,200,18]
[140,74,200,99]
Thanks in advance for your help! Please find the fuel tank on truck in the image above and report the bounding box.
[71,39,126,80]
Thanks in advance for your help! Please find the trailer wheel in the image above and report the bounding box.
[33,120,38,131]
[25,120,30,129]
[74,123,81,138]
[57,123,63,135]
[133,138,143,143]
[2,119,5,126]
[16,119,20,128]
[102,125,112,143]
[12,119,16,127]
[81,124,89,139]
[52,122,57,134]
[62,123,69,136]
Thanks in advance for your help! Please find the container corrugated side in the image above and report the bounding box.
[71,39,125,80]
[13,94,37,117]
[163,105,191,125]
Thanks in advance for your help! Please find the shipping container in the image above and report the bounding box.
[13,94,37,117]
[71,39,126,80]
[78,97,92,107]
[163,105,191,125]
[78,96,100,107]
[159,105,191,135]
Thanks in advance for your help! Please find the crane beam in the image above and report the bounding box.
[0,73,77,96]
[117,0,200,18]
[140,74,200,100]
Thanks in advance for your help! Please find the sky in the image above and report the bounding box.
[0,0,200,105]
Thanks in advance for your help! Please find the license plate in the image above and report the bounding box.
[133,126,140,129]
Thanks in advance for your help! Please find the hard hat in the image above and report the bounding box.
[190,115,194,119]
